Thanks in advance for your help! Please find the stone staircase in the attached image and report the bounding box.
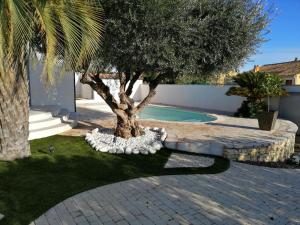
[29,107,77,140]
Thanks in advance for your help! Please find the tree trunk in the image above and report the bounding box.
[80,71,165,139]
[114,112,143,139]
[0,61,31,161]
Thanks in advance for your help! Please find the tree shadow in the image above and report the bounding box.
[76,105,115,121]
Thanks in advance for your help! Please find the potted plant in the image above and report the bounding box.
[257,73,288,131]
[226,72,268,118]
[226,72,287,131]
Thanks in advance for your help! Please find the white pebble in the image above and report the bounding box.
[85,127,167,155]
[152,142,163,150]
[149,148,157,154]
[161,133,167,141]
[100,146,110,153]
[109,148,117,154]
[125,147,133,155]
[116,148,125,154]
[133,148,140,154]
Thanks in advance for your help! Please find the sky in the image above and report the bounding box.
[240,0,300,72]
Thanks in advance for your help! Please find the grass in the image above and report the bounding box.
[0,135,230,225]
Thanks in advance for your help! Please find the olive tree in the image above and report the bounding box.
[81,0,270,138]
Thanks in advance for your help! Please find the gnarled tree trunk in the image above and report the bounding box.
[0,55,31,161]
[80,71,164,139]
[114,110,143,139]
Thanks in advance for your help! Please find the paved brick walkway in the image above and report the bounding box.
[164,153,215,168]
[31,162,300,225]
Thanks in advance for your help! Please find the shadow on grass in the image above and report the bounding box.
[0,135,229,225]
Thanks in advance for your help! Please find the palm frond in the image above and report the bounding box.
[0,0,104,85]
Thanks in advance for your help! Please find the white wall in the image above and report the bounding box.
[75,73,93,99]
[74,73,82,98]
[139,84,245,113]
[94,80,143,103]
[29,62,75,112]
[138,84,300,133]
[278,86,300,134]
[75,73,143,103]
[75,79,300,133]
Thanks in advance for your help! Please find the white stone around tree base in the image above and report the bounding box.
[0,213,4,221]
[86,127,167,155]
[291,153,300,165]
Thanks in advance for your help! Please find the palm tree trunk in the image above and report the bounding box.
[0,58,31,161]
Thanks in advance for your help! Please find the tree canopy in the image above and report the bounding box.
[93,0,269,79]
[82,0,271,138]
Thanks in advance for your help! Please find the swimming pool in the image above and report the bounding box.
[138,105,217,122]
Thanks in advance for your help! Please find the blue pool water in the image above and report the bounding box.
[138,105,217,122]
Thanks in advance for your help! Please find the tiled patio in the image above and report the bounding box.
[31,161,300,225]
[27,100,300,225]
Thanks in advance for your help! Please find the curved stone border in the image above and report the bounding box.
[164,119,298,163]
[223,120,298,162]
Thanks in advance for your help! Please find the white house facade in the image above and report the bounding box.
[28,62,77,140]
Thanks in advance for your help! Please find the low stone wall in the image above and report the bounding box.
[222,120,298,162]
[161,118,298,163]
[224,134,296,162]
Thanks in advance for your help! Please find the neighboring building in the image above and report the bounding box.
[254,58,300,86]
[215,71,238,85]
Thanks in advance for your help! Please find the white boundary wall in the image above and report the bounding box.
[75,73,143,103]
[278,86,300,134]
[29,62,75,112]
[139,84,245,113]
[138,84,300,134]
[75,80,300,133]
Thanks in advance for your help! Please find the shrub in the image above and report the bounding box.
[226,72,287,118]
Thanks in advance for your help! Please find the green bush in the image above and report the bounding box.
[227,72,287,118]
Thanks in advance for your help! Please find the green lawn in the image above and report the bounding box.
[0,135,230,225]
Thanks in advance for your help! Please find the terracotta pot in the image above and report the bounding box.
[257,111,278,131]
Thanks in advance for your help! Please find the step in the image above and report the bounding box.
[29,123,73,140]
[164,138,224,157]
[29,111,53,123]
[29,117,62,131]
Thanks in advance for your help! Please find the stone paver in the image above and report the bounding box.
[31,162,300,225]
[164,153,214,168]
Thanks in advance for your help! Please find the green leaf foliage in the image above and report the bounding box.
[226,71,288,117]
[93,0,270,79]
[0,0,104,85]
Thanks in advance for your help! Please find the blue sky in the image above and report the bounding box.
[240,0,300,72]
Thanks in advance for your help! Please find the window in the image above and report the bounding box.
[285,80,293,86]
